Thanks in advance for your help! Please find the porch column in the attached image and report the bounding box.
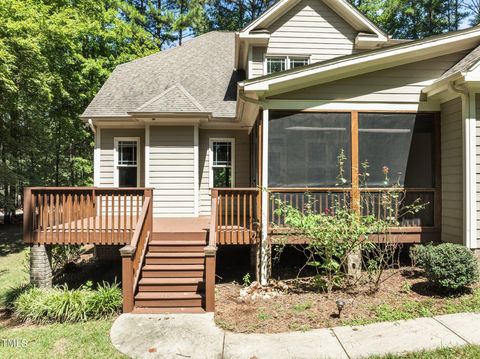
[260,108,270,285]
[30,244,52,288]
[462,90,477,249]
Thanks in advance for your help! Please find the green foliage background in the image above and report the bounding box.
[1,0,480,221]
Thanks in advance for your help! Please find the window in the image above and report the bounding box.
[266,58,286,74]
[268,112,351,187]
[114,138,139,188]
[209,139,235,188]
[289,57,309,69]
[266,56,310,74]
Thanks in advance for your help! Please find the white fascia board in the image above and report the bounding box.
[265,100,441,112]
[243,28,480,94]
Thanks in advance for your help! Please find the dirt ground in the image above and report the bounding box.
[215,267,480,333]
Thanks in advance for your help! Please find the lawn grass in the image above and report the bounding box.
[0,224,125,358]
[372,345,480,358]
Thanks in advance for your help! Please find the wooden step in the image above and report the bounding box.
[135,292,203,308]
[150,240,207,246]
[145,252,205,265]
[141,264,204,278]
[148,241,206,252]
[152,232,208,241]
[138,278,203,292]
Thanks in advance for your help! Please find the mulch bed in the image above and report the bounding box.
[214,267,478,333]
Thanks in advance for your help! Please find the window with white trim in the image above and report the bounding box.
[289,57,309,69]
[209,139,235,188]
[266,57,286,74]
[266,56,310,74]
[115,139,139,188]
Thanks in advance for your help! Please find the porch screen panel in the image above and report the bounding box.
[268,112,351,187]
[358,113,435,187]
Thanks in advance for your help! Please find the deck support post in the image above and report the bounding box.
[204,246,217,312]
[250,243,261,281]
[120,245,135,313]
[30,244,52,288]
[347,249,362,280]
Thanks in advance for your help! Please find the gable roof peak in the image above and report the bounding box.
[132,82,207,114]
[240,0,387,39]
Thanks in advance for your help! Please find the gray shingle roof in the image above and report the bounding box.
[82,32,241,119]
[435,44,480,83]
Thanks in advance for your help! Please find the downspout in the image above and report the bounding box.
[239,90,270,285]
[448,81,476,249]
[87,119,96,134]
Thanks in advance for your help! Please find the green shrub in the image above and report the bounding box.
[412,243,479,291]
[12,281,122,323]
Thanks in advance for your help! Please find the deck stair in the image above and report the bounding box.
[133,232,208,313]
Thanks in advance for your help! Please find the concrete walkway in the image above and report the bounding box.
[110,312,480,359]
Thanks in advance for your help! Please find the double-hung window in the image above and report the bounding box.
[266,56,310,74]
[209,139,235,188]
[114,138,139,188]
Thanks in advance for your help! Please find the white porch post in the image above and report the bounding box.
[145,124,150,187]
[194,124,199,217]
[94,127,101,187]
[261,108,270,285]
[462,91,477,249]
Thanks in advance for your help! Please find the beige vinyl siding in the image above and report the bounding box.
[99,128,145,187]
[199,129,250,215]
[149,126,195,217]
[441,98,464,245]
[251,46,266,78]
[266,0,358,63]
[270,51,470,102]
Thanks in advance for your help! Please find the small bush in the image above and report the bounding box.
[12,281,122,323]
[412,243,479,292]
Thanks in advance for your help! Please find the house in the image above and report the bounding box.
[23,0,480,314]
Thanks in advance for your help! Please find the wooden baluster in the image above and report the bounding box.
[242,193,246,244]
[43,193,48,244]
[86,193,91,244]
[48,192,52,244]
[111,193,115,245]
[99,193,103,244]
[130,194,133,240]
[123,194,127,244]
[105,193,109,245]
[136,195,139,227]
[230,193,234,245]
[236,193,240,245]
[249,193,253,242]
[117,193,121,245]
[218,193,223,244]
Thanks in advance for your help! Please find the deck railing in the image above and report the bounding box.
[214,188,260,245]
[120,191,153,313]
[268,187,438,231]
[23,187,149,245]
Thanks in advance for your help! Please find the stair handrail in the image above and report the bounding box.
[204,189,219,312]
[119,189,153,313]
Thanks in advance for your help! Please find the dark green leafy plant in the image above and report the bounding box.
[12,281,122,323]
[412,243,479,292]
